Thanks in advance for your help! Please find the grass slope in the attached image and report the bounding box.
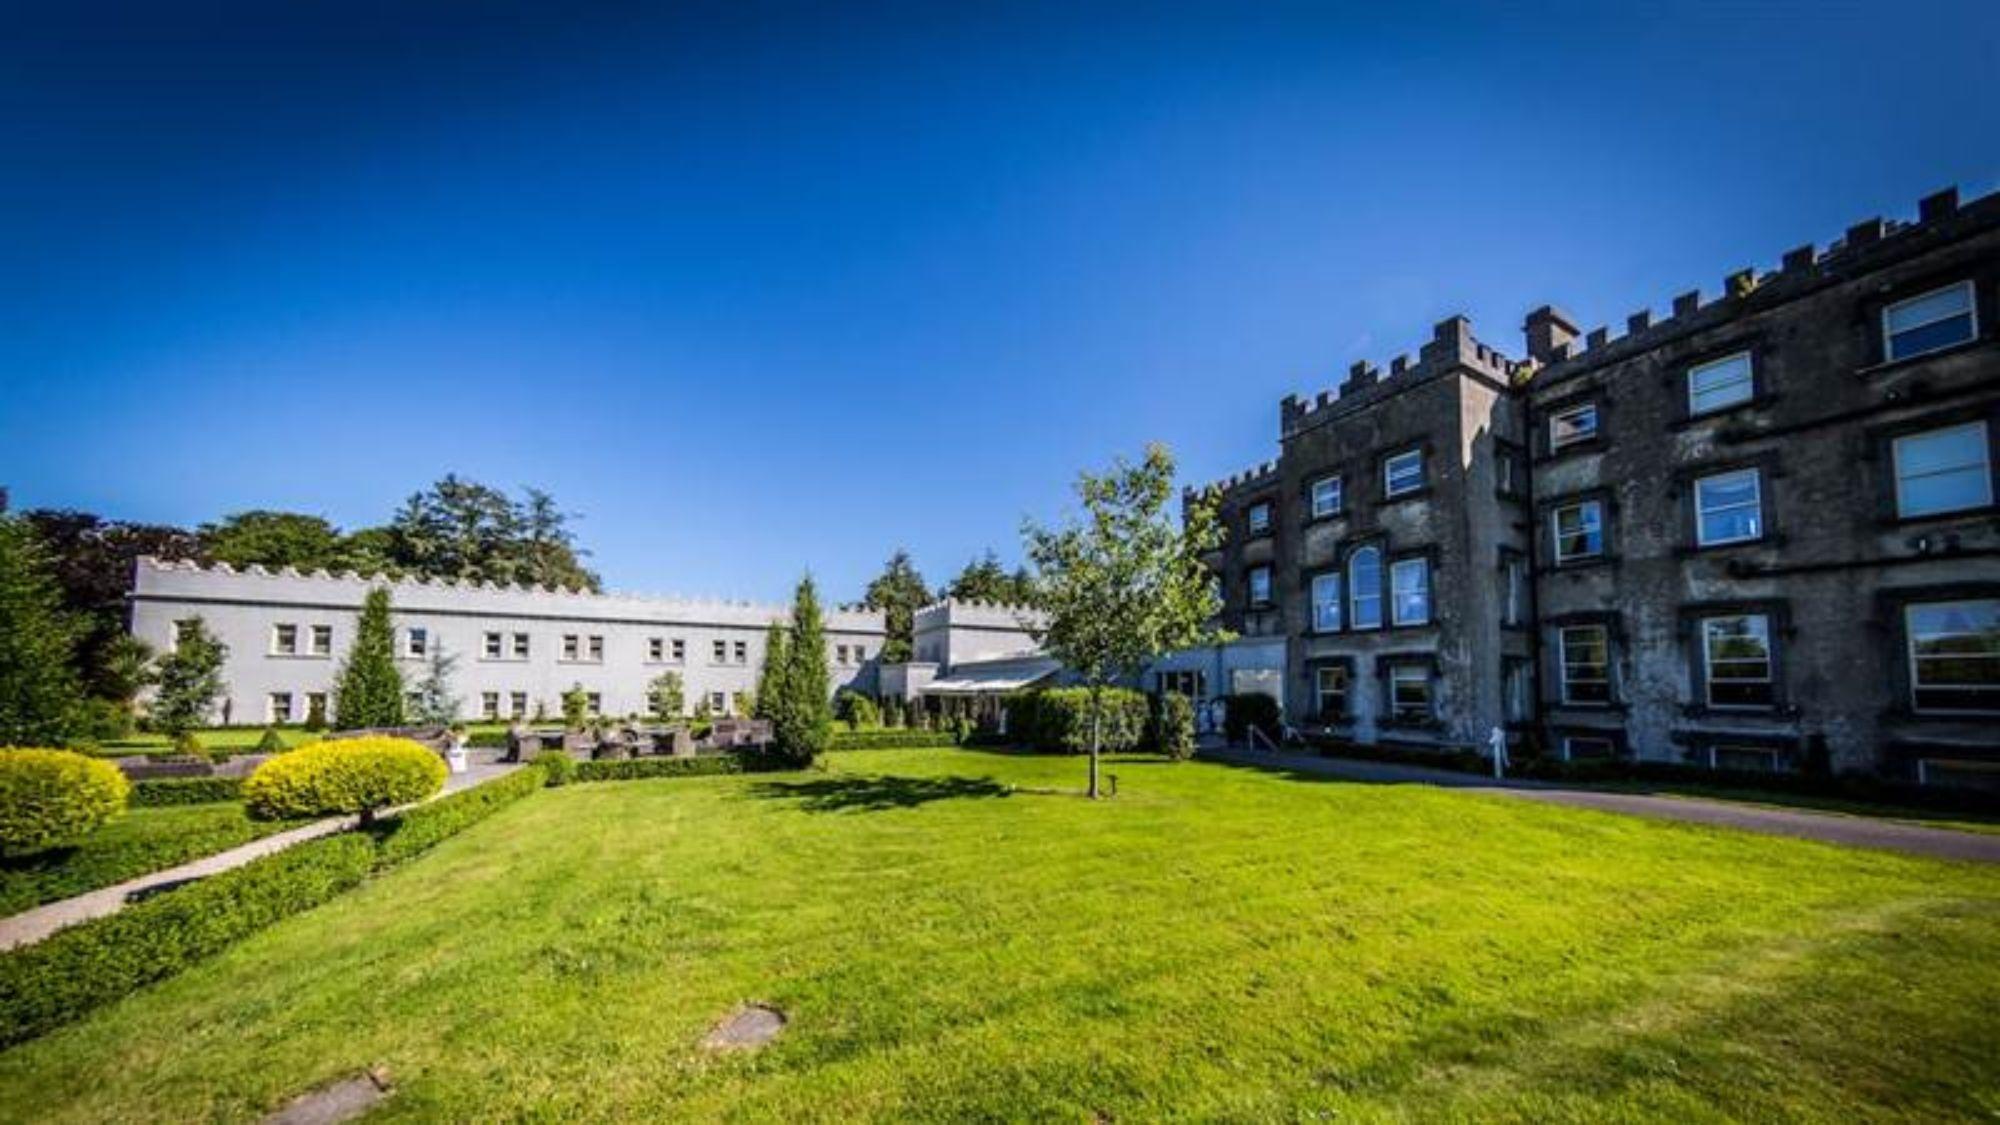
[1,806,306,916]
[1,749,1996,1121]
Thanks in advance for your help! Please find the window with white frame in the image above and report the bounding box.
[709,691,728,713]
[511,632,530,658]
[1348,546,1382,629]
[671,638,686,662]
[587,635,604,662]
[713,639,727,663]
[1247,501,1273,535]
[1687,351,1754,415]
[836,644,850,664]
[305,692,326,721]
[853,644,867,661]
[481,692,500,720]
[1548,403,1599,451]
[484,631,504,659]
[1315,665,1350,719]
[310,625,332,656]
[1384,449,1424,497]
[1552,500,1605,562]
[271,623,298,655]
[1906,600,2000,713]
[734,640,749,664]
[1390,558,1430,626]
[510,691,528,718]
[1247,565,1273,606]
[268,692,292,723]
[562,634,581,661]
[405,628,428,659]
[1310,476,1343,519]
[1694,468,1763,546]
[1310,572,1342,632]
[1559,624,1612,704]
[1388,663,1432,723]
[1700,614,1774,708]
[1893,421,1992,518]
[1883,280,1977,361]
[586,692,602,715]
[648,637,665,662]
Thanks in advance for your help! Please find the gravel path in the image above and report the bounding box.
[0,758,521,952]
[1201,747,2000,864]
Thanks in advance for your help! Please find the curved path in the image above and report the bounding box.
[1201,746,2000,864]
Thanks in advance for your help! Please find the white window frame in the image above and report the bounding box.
[587,635,605,663]
[484,631,504,659]
[1548,402,1599,451]
[1388,663,1432,723]
[1348,546,1382,629]
[1906,599,2000,715]
[271,623,298,656]
[648,637,665,662]
[481,691,500,720]
[671,638,687,662]
[713,639,728,664]
[510,691,529,718]
[511,632,530,659]
[1247,501,1273,535]
[1700,614,1774,710]
[1893,421,1992,518]
[1687,351,1754,415]
[267,692,292,724]
[1552,500,1605,563]
[309,625,333,656]
[1247,565,1273,607]
[1389,557,1430,626]
[404,627,428,659]
[734,640,749,665]
[1315,665,1350,718]
[1694,468,1764,547]
[1310,572,1342,632]
[563,634,581,661]
[1882,279,1978,362]
[1558,624,1612,705]
[1383,449,1424,497]
[305,691,327,721]
[1310,476,1343,519]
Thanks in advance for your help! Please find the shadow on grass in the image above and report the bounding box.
[746,774,1014,813]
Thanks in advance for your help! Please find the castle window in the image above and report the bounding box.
[1387,663,1432,723]
[1503,659,1531,723]
[1348,547,1382,629]
[1561,735,1617,760]
[1688,351,1754,415]
[1708,745,1788,773]
[1694,469,1764,546]
[1883,280,1977,361]
[586,692,602,715]
[1390,558,1430,626]
[734,640,749,664]
[310,625,332,656]
[512,632,530,658]
[484,631,504,659]
[836,644,850,664]
[672,638,686,662]
[306,692,327,721]
[405,628,429,659]
[482,692,500,720]
[1906,600,2000,713]
[1247,501,1273,535]
[1548,403,1599,451]
[563,634,581,661]
[648,637,665,662]
[1503,554,1528,627]
[271,623,298,655]
[267,692,292,723]
[1383,450,1424,497]
[1700,614,1774,709]
[1310,572,1342,632]
[510,692,528,718]
[1559,625,1612,705]
[1315,665,1350,719]
[1893,421,1991,518]
[1247,565,1273,607]
[587,635,604,662]
[1552,500,1605,562]
[1310,476,1343,518]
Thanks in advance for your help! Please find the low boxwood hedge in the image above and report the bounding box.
[129,777,244,807]
[370,757,550,868]
[828,729,960,751]
[573,751,784,782]
[0,831,377,1048]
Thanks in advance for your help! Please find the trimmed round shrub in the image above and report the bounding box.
[1151,693,1196,760]
[0,748,132,855]
[533,750,575,787]
[243,737,446,822]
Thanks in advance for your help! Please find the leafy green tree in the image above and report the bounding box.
[334,588,404,729]
[409,639,461,726]
[861,549,932,663]
[385,475,599,592]
[20,509,203,704]
[647,671,685,721]
[150,617,227,738]
[198,511,346,570]
[947,549,1038,606]
[562,683,590,731]
[0,517,88,745]
[772,575,833,767]
[1022,444,1227,799]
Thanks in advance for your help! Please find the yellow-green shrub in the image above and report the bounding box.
[243,737,445,822]
[0,748,131,855]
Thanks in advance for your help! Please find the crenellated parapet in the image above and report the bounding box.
[1277,315,1523,441]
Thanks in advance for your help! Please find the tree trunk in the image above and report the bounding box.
[1088,684,1102,800]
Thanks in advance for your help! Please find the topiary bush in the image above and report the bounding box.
[1151,693,1197,760]
[0,748,131,855]
[835,691,880,730]
[254,726,286,754]
[242,737,446,823]
[1002,688,1148,754]
[532,749,575,787]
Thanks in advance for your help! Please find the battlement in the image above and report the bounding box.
[1533,185,1997,384]
[1184,458,1280,500]
[1277,315,1522,441]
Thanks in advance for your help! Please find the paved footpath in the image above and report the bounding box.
[1201,746,2000,864]
[0,758,521,952]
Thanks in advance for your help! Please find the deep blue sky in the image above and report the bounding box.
[4,2,1995,603]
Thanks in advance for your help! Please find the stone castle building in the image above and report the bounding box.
[1190,185,1999,786]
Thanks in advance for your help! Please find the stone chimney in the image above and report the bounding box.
[1523,305,1579,365]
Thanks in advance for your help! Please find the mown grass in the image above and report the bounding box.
[0,805,307,916]
[1,748,1996,1121]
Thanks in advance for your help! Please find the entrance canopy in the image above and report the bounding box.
[922,655,1062,696]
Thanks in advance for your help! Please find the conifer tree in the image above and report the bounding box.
[410,639,460,726]
[151,617,228,738]
[334,587,405,729]
[0,516,87,745]
[754,620,791,724]
[773,574,833,766]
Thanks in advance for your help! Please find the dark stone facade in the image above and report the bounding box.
[1195,186,2000,786]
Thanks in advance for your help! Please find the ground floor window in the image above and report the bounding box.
[1699,614,1774,708]
[305,692,327,722]
[1157,670,1206,698]
[1917,758,2000,792]
[1562,735,1617,760]
[1706,745,1789,772]
[587,692,603,716]
[709,691,728,714]
[1503,659,1531,723]
[1387,663,1431,723]
[1559,625,1612,704]
[1314,665,1350,719]
[267,692,292,724]
[1906,600,2000,713]
[511,692,529,718]
[482,692,500,720]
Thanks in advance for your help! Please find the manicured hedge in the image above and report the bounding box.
[0,749,132,855]
[1003,688,1149,754]
[828,729,960,751]
[573,752,784,782]
[129,777,244,807]
[370,758,549,868]
[0,831,377,1048]
[243,737,447,821]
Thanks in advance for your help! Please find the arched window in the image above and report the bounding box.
[1348,546,1382,629]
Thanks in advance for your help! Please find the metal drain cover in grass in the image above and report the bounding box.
[702,1004,787,1051]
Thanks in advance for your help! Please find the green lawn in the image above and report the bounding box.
[0,805,308,916]
[2,749,1997,1121]
[93,728,322,756]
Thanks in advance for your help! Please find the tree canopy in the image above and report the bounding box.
[861,549,932,664]
[385,475,599,592]
[0,516,88,745]
[334,588,404,730]
[945,549,1037,606]
[150,617,227,737]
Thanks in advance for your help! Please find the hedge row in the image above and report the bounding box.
[572,752,784,782]
[129,778,244,807]
[828,729,961,751]
[1003,688,1150,754]
[0,757,558,1049]
[0,832,378,1048]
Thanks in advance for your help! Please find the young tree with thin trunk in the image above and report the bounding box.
[334,587,404,729]
[1022,444,1227,799]
[150,617,228,739]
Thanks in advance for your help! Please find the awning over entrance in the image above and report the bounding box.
[922,656,1061,695]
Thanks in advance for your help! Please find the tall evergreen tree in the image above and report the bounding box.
[409,639,461,726]
[150,617,227,737]
[774,575,833,766]
[334,587,405,729]
[861,549,931,663]
[946,549,1037,606]
[0,516,87,745]
[754,621,791,722]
